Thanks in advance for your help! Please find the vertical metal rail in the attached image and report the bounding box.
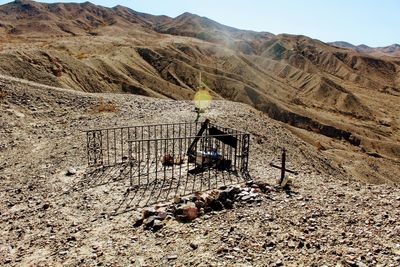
[146,138,150,190]
[86,130,103,166]
[153,140,159,204]
[129,139,133,187]
[166,124,175,200]
[106,129,110,166]
[221,139,226,187]
[240,134,251,181]
[86,132,90,165]
[120,128,123,162]
[280,148,286,184]
[233,133,237,173]
[138,139,141,188]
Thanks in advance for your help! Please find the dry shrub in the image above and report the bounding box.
[57,44,68,50]
[92,100,118,113]
[76,52,88,60]
[162,154,174,167]
[0,91,8,100]
[51,66,62,77]
[162,155,185,166]
[316,141,325,151]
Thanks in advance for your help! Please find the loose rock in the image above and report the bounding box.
[176,202,199,222]
[66,167,77,176]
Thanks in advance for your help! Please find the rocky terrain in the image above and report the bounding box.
[0,74,399,266]
[0,0,399,184]
[0,0,399,266]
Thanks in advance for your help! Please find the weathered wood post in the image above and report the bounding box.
[280,148,286,184]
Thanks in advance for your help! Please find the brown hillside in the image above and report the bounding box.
[0,0,399,184]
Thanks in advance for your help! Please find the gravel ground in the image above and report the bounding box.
[0,75,399,266]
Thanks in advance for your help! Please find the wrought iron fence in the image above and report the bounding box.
[85,122,204,167]
[84,121,251,208]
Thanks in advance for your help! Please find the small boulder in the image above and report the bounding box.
[174,196,182,204]
[167,255,178,260]
[217,191,230,203]
[190,242,199,250]
[156,211,168,220]
[175,202,199,222]
[194,200,205,209]
[143,207,157,219]
[143,216,156,229]
[208,199,224,211]
[133,215,143,228]
[66,168,77,176]
[241,195,253,202]
[165,215,174,221]
[152,220,164,232]
[263,240,276,249]
[228,186,242,197]
[223,199,234,209]
[216,246,228,254]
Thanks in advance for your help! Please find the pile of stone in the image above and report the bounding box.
[133,182,273,232]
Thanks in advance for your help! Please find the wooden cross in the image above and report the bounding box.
[270,148,298,184]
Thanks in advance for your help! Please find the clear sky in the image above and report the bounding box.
[1,0,398,47]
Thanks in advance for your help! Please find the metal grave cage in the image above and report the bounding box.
[84,120,251,208]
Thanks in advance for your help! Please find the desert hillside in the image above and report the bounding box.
[0,74,399,266]
[1,1,399,184]
[1,1,399,185]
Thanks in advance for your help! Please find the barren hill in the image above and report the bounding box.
[1,74,399,266]
[154,12,274,54]
[0,0,399,185]
[0,0,154,36]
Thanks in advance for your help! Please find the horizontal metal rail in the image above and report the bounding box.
[82,121,205,133]
[83,121,248,134]
[127,133,247,143]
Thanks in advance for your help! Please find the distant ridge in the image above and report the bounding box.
[329,41,400,57]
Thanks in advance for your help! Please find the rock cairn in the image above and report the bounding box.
[133,182,275,232]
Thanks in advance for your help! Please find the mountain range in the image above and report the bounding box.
[329,41,400,57]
